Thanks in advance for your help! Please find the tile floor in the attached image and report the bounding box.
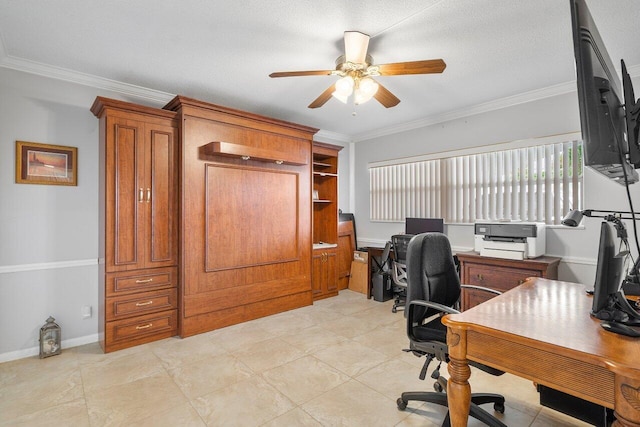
[0,290,592,426]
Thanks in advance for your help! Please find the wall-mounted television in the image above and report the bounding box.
[570,0,640,185]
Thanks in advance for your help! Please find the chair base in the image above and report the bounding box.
[392,294,406,313]
[397,391,507,427]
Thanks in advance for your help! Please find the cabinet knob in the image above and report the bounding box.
[476,274,484,281]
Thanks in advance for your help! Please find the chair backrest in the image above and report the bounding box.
[406,232,461,321]
[391,234,413,263]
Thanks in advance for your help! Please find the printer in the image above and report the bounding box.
[474,222,545,260]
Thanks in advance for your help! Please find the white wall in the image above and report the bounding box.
[0,68,170,361]
[352,85,640,287]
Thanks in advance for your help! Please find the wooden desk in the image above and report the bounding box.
[442,278,640,427]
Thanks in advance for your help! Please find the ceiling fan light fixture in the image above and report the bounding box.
[354,77,379,105]
[332,76,354,104]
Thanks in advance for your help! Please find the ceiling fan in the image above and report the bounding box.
[269,31,446,109]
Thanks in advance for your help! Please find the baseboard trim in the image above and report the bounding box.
[0,333,99,363]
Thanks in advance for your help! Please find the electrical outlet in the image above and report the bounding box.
[81,305,92,319]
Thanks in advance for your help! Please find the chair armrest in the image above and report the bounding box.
[406,300,459,343]
[408,299,460,315]
[461,284,502,296]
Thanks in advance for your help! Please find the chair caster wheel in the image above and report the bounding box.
[494,402,505,414]
[397,398,407,411]
[433,382,444,393]
[392,307,397,313]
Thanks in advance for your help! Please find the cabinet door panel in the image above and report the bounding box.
[147,126,177,267]
[107,117,144,271]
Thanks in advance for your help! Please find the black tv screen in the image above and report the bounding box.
[405,218,444,236]
[570,0,639,184]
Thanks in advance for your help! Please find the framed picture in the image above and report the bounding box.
[15,141,77,186]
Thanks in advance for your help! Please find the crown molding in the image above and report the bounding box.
[0,53,175,104]
[2,42,639,143]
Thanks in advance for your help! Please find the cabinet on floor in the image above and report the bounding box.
[457,251,561,311]
[312,142,342,300]
[92,97,179,352]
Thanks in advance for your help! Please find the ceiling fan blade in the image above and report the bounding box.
[308,84,336,109]
[344,31,370,63]
[377,59,446,76]
[373,81,401,108]
[269,70,333,78]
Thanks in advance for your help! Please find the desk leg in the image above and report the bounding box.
[613,374,640,427]
[446,328,471,426]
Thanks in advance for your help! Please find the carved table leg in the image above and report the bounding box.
[446,328,471,426]
[613,374,640,427]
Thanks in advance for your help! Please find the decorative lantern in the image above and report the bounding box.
[39,316,61,358]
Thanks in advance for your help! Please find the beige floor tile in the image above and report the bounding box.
[353,322,410,357]
[0,360,84,423]
[318,314,381,339]
[150,333,227,370]
[192,375,295,427]
[302,379,410,426]
[168,353,253,399]
[262,355,350,405]
[249,310,316,336]
[280,325,348,354]
[261,407,323,427]
[313,340,389,377]
[231,336,304,372]
[84,372,187,426]
[355,357,438,401]
[208,321,276,352]
[288,304,344,325]
[79,348,164,392]
[135,402,206,426]
[0,351,78,387]
[532,406,593,426]
[0,398,90,427]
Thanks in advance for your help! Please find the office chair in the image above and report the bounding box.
[396,233,507,427]
[391,234,412,313]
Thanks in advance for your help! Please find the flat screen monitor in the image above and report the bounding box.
[592,222,626,319]
[570,0,639,184]
[405,218,444,236]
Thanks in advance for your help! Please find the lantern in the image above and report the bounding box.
[39,316,61,358]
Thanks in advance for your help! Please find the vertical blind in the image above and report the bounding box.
[369,140,583,225]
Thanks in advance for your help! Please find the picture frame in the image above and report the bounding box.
[15,141,77,186]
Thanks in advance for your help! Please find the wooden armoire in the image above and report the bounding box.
[92,95,319,351]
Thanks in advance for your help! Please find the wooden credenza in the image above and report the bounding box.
[457,251,561,311]
[91,98,179,352]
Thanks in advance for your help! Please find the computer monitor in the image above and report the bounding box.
[405,218,444,236]
[570,0,640,185]
[591,222,626,320]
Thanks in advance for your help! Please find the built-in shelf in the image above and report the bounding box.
[313,199,332,203]
[201,141,308,165]
[313,171,338,177]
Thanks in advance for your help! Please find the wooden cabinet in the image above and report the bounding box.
[312,142,342,300]
[165,95,317,337]
[92,97,179,352]
[337,220,356,290]
[457,251,561,311]
[312,248,338,299]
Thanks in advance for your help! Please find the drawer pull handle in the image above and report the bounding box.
[477,274,484,281]
[136,323,153,330]
[135,278,154,284]
[135,300,153,307]
[138,188,144,203]
[146,188,151,203]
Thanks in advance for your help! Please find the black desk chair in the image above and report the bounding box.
[391,234,412,313]
[397,232,507,427]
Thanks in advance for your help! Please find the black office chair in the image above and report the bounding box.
[391,234,412,313]
[396,232,507,427]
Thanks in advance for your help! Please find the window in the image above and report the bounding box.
[369,139,583,225]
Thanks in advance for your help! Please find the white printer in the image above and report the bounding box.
[474,222,546,260]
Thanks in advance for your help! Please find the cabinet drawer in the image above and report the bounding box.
[106,267,177,295]
[106,288,177,320]
[106,309,177,345]
[466,265,540,291]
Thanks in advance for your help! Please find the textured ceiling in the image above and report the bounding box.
[1,0,639,141]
